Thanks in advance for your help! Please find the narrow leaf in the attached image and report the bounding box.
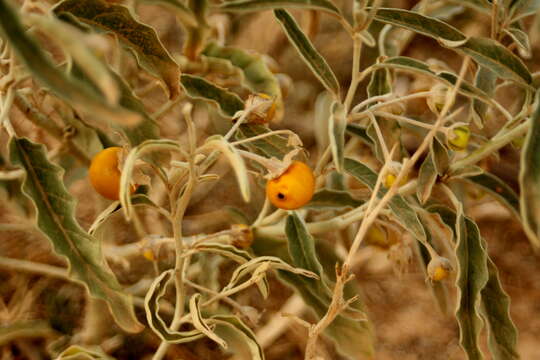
[189,294,227,348]
[212,315,265,360]
[471,66,497,128]
[0,0,140,126]
[519,90,540,248]
[329,102,346,173]
[236,124,294,159]
[372,9,532,84]
[417,151,438,204]
[345,158,427,242]
[180,74,245,117]
[144,270,204,343]
[274,9,340,97]
[306,189,364,209]
[54,0,181,99]
[203,42,282,98]
[218,0,341,16]
[460,172,520,219]
[9,138,143,333]
[480,255,520,360]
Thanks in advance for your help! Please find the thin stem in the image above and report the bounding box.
[343,34,363,112]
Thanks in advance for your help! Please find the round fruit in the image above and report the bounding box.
[89,147,129,200]
[266,161,315,210]
[448,125,470,151]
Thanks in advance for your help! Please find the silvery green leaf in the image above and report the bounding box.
[0,0,141,127]
[203,42,282,99]
[54,345,115,360]
[519,90,540,248]
[218,0,341,16]
[510,0,540,20]
[306,189,364,209]
[211,315,265,360]
[9,138,143,333]
[274,9,340,97]
[189,294,227,348]
[428,205,489,360]
[480,255,520,360]
[329,102,346,173]
[54,0,181,99]
[180,74,245,117]
[194,242,253,264]
[374,57,492,104]
[417,150,438,204]
[345,158,427,242]
[285,213,325,279]
[372,9,532,84]
[346,124,374,146]
[236,124,294,160]
[460,172,520,219]
[144,270,205,343]
[504,25,531,58]
[314,91,334,151]
[471,66,497,128]
[201,136,251,202]
[120,139,185,220]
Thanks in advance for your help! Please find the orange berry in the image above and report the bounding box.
[89,147,133,200]
[266,161,315,210]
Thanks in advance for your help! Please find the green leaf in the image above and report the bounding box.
[236,124,294,159]
[211,315,264,360]
[203,42,282,99]
[345,158,427,242]
[510,0,540,20]
[194,242,253,264]
[9,138,143,333]
[218,0,341,16]
[480,255,520,360]
[54,345,115,360]
[417,150,438,204]
[0,0,140,127]
[329,102,346,173]
[120,139,185,220]
[189,294,227,348]
[504,25,531,58]
[429,205,489,360]
[180,74,245,117]
[519,90,540,248]
[144,270,205,343]
[285,213,325,279]
[416,212,450,314]
[373,8,467,42]
[471,66,497,128]
[54,0,181,99]
[459,37,532,84]
[346,124,374,146]
[372,9,532,84]
[306,189,364,209]
[274,9,340,97]
[460,172,520,219]
[374,57,493,103]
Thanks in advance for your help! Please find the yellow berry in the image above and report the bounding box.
[89,147,135,200]
[427,256,452,282]
[142,249,155,261]
[432,266,448,281]
[384,172,407,188]
[448,126,470,151]
[266,161,315,210]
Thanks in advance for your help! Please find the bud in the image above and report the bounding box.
[384,162,407,188]
[244,93,277,124]
[230,224,253,249]
[427,83,448,114]
[427,256,452,281]
[447,125,470,151]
